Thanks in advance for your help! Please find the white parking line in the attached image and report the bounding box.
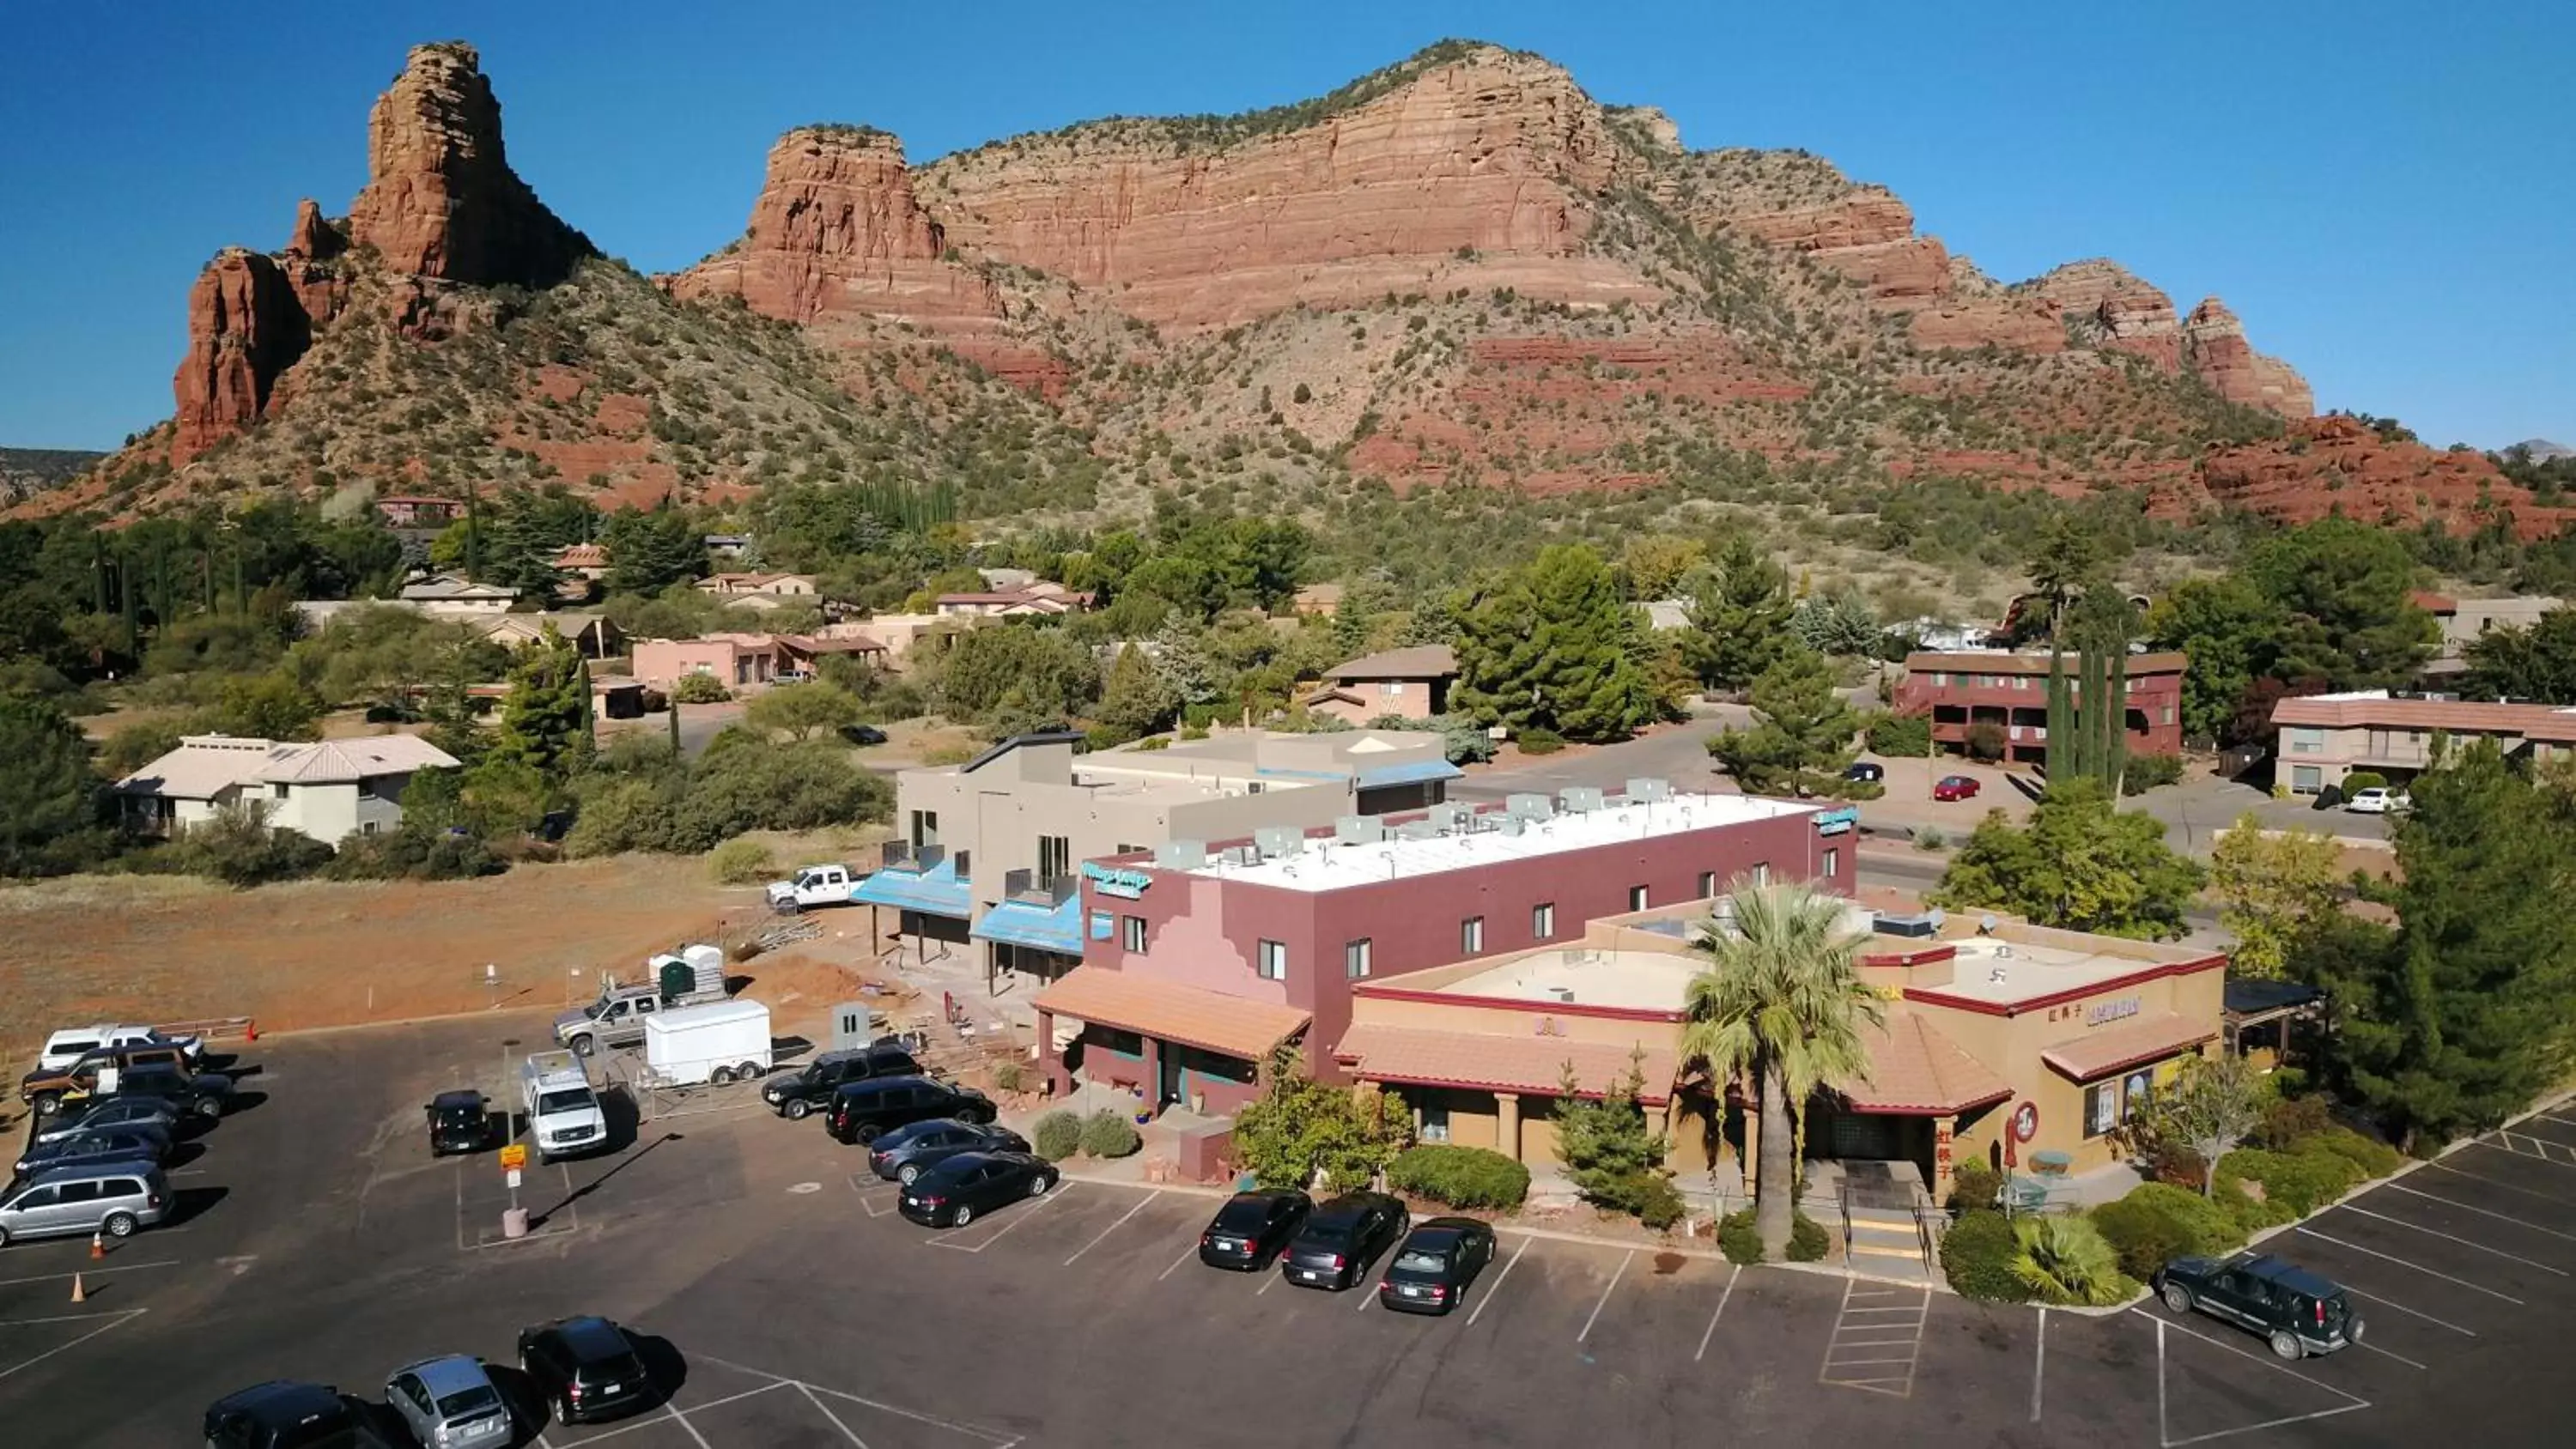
[2494,1132,2576,1166]
[2030,1308,2045,1423]
[2339,1285,2478,1337]
[1576,1249,1633,1343]
[0,1258,181,1288]
[1062,1190,1158,1267]
[1692,1264,1741,1363]
[2424,1157,2576,1204]
[2295,1228,2525,1304]
[797,1383,870,1447]
[1355,1276,1376,1312]
[926,1185,1072,1254]
[0,1308,146,1383]
[663,1403,714,1449]
[1467,1234,1530,1326]
[2382,1182,2576,1241]
[2336,1203,2568,1275]
[1154,1244,1198,1282]
[557,1383,789,1445]
[1258,1270,1282,1296]
[2353,1338,2427,1371]
[2148,1313,2372,1448]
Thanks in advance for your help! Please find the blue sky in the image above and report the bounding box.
[2,1,2567,451]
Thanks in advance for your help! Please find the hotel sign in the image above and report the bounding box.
[1814,807,1859,837]
[1080,861,1152,899]
[2087,997,2141,1027]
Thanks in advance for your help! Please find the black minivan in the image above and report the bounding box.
[825,1076,995,1144]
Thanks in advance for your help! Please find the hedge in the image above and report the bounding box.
[1940,1210,2032,1302]
[1717,1207,1832,1264]
[2341,770,2387,793]
[1080,1108,1142,1159]
[1032,1110,1083,1161]
[1516,727,1564,755]
[2216,1146,2364,1224]
[1388,1144,1530,1210]
[1864,711,1931,757]
[2122,753,2185,794]
[2092,1182,2246,1281]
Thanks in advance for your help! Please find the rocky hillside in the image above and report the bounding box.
[0,448,106,506]
[31,37,2554,550]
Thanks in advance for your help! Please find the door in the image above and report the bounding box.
[47,1180,103,1235]
[3,1184,59,1234]
[1159,1047,1183,1108]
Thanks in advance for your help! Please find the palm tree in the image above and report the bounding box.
[1682,882,1883,1260]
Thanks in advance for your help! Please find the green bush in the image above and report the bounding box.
[324,824,501,882]
[2122,753,2185,795]
[708,838,775,885]
[1964,719,2008,761]
[1716,1206,1831,1262]
[1948,1161,2002,1213]
[1912,825,1947,852]
[1941,1210,2032,1302]
[2340,770,2386,793]
[2308,1125,2403,1180]
[165,803,336,887]
[2216,1146,2363,1220]
[2252,1093,2336,1150]
[1865,710,1931,756]
[992,1059,1026,1094]
[671,673,732,704]
[1388,1144,1530,1210]
[1080,1108,1142,1159]
[2092,1183,2245,1281]
[1516,726,1564,755]
[1637,1173,1687,1231]
[1032,1110,1083,1161]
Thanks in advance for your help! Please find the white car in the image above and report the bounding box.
[35,1024,203,1074]
[2343,786,2408,815]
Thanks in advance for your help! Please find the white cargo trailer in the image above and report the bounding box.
[642,999,773,1087]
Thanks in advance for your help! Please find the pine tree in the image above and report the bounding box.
[1452,544,1656,742]
[1682,535,1795,692]
[495,623,590,778]
[1096,644,1179,742]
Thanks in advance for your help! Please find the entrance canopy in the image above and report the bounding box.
[852,855,972,920]
[1035,967,1309,1062]
[2042,1012,2216,1083]
[1335,1024,1677,1106]
[1837,1015,2014,1116]
[972,894,1083,956]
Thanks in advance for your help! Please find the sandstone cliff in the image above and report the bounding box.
[2182,297,2315,418]
[2183,415,2575,540]
[345,41,590,286]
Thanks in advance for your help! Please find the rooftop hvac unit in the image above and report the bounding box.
[1625,777,1673,803]
[1253,826,1306,858]
[1392,819,1437,840]
[1497,815,1528,836]
[1231,845,1262,867]
[1334,815,1387,846]
[1559,786,1605,814]
[1155,840,1208,870]
[1505,792,1554,821]
[1427,802,1469,831]
[1546,985,1577,1003]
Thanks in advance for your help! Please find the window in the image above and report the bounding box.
[1461,917,1484,955]
[2083,1081,2123,1139]
[1114,843,1146,856]
[2286,727,2324,755]
[2291,765,2322,795]
[1038,834,1071,882]
[1531,902,1555,939]
[1697,870,1717,898]
[1345,938,1373,979]
[361,821,379,836]
[2161,707,2174,725]
[1419,1101,1451,1143]
[1752,862,1771,887]
[1093,1027,1145,1058]
[1823,848,1840,877]
[1256,939,1287,981]
[909,810,939,847]
[1628,885,1649,912]
[1387,680,1408,699]
[1121,915,1147,954]
[270,783,288,800]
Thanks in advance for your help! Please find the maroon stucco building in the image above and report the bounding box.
[1893,649,2187,762]
[1033,785,1851,1113]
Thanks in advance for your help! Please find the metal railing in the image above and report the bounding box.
[1912,1183,1939,1274]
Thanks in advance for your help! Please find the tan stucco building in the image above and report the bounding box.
[2270,689,2576,795]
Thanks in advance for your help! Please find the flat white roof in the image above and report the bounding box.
[1923,936,2180,1006]
[1439,948,1703,1011]
[1186,791,1816,894]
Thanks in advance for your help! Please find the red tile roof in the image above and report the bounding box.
[1034,968,1309,1063]
[2041,1013,2215,1083]
[1836,1015,2014,1115]
[1904,650,2186,678]
[1334,1023,1676,1105]
[2269,694,2576,742]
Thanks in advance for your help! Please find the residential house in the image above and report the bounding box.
[550,543,610,583]
[628,632,885,693]
[374,495,463,528]
[2268,689,2576,795]
[472,610,623,660]
[696,572,818,600]
[115,734,461,846]
[1303,645,1457,724]
[1291,583,1346,617]
[397,575,518,617]
[2412,591,2563,680]
[856,612,968,665]
[702,534,751,560]
[1893,649,2187,761]
[934,581,1095,618]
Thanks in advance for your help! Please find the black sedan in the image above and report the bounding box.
[896,1149,1060,1228]
[1377,1217,1498,1315]
[14,1122,172,1179]
[866,1119,1030,1185]
[516,1314,652,1425]
[1279,1191,1408,1291]
[1843,761,1886,784]
[423,1089,495,1156]
[29,1094,179,1146]
[1197,1187,1314,1270]
[202,1380,362,1449]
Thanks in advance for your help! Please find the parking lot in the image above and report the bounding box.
[3,1012,2572,1446]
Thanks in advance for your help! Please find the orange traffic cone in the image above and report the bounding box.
[70,1272,86,1304]
[89,1231,105,1260]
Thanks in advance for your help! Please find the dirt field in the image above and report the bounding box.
[0,858,820,1053]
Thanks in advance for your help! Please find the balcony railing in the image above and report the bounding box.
[882,840,945,874]
[1004,868,1078,906]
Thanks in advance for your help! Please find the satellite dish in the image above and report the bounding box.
[1979,912,1998,936]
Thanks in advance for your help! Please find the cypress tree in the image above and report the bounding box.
[2044,633,2069,782]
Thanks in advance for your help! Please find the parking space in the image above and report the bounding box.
[533,1355,1019,1449]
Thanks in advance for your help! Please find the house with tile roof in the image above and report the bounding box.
[2269,688,2576,795]
[1303,644,1458,724]
[114,734,462,846]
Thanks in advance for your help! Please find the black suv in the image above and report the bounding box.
[203,1380,369,1448]
[761,1041,920,1120]
[1280,1191,1409,1291]
[517,1314,652,1425]
[826,1076,995,1144]
[422,1089,495,1156]
[106,1061,233,1122]
[2154,1252,2365,1361]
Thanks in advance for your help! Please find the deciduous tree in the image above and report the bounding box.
[0,695,99,876]
[2126,1055,2269,1198]
[1932,778,2206,940]
[2146,575,2283,744]
[2208,812,2345,979]
[745,681,864,743]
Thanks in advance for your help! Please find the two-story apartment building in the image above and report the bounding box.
[2413,591,2564,681]
[1894,649,2186,761]
[856,729,1464,991]
[1032,784,1847,1114]
[2269,689,2576,795]
[114,734,462,846]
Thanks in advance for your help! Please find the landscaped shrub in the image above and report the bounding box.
[1636,1173,1688,1231]
[2122,753,2185,795]
[1948,1160,2002,1213]
[671,673,731,704]
[1941,1210,2033,1303]
[1964,719,2008,761]
[2216,1146,2363,1221]
[1716,1207,1832,1263]
[2307,1125,2403,1180]
[1080,1108,1142,1159]
[2340,770,2386,793]
[1388,1144,1530,1210]
[2252,1093,2336,1150]
[1516,726,1564,755]
[992,1059,1026,1094]
[1032,1109,1083,1161]
[1787,1210,1830,1262]
[2092,1183,2246,1281]
[2011,1214,2131,1306]
[1865,710,1932,757]
[708,838,775,885]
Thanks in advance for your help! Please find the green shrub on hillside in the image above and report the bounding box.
[2216,1146,2364,1222]
[1941,1210,2032,1302]
[1388,1144,1530,1210]
[708,838,775,885]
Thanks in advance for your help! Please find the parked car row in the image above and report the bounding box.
[1195,1186,1497,1314]
[6,1022,242,1249]
[204,1313,655,1447]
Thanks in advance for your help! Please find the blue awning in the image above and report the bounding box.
[852,858,973,919]
[1355,759,1464,791]
[971,894,1084,956]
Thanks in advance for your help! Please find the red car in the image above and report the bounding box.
[1933,774,1982,802]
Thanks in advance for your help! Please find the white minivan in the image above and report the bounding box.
[0,1162,171,1246]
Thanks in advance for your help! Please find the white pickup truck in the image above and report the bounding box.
[766,863,860,913]
[519,1051,608,1163]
